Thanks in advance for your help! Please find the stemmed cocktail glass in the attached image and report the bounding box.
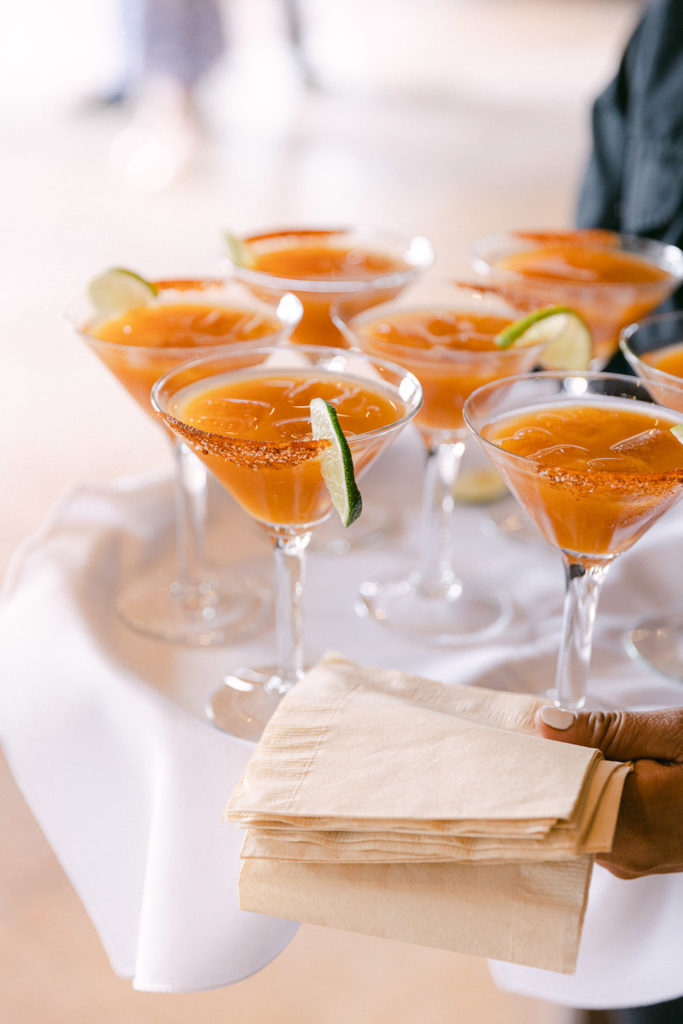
[471,230,683,368]
[69,278,302,645]
[620,310,683,681]
[225,225,434,348]
[464,371,683,709]
[337,281,544,645]
[226,226,433,553]
[152,344,422,739]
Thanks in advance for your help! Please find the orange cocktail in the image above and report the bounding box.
[152,345,422,739]
[68,278,301,647]
[338,284,543,645]
[481,400,683,562]
[472,230,683,366]
[86,279,288,418]
[226,227,433,348]
[464,371,683,708]
[619,310,683,680]
[349,303,540,440]
[168,370,407,529]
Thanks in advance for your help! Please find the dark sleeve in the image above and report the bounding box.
[576,0,683,250]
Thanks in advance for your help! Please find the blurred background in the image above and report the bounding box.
[2,1,641,1021]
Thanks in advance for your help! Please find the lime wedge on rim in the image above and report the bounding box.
[310,398,362,527]
[224,231,256,269]
[495,306,592,371]
[671,424,683,445]
[88,267,158,317]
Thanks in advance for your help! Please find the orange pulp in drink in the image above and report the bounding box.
[168,371,406,528]
[242,231,412,347]
[355,308,538,438]
[90,287,280,416]
[497,236,674,366]
[482,400,683,562]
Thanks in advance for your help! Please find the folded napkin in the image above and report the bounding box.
[226,653,631,974]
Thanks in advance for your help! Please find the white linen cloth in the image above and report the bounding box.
[1,428,682,1003]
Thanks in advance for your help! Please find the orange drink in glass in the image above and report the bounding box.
[68,278,302,645]
[464,371,683,708]
[226,226,434,348]
[338,281,544,644]
[620,310,683,680]
[471,230,683,367]
[152,345,422,739]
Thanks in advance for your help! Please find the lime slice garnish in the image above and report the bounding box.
[310,398,363,527]
[88,267,158,317]
[224,232,256,269]
[495,306,592,370]
[671,424,683,445]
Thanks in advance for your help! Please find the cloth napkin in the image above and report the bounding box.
[2,431,683,1003]
[226,653,631,974]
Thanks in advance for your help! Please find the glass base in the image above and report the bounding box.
[116,568,271,646]
[624,614,683,683]
[310,501,399,555]
[207,665,293,741]
[356,573,512,645]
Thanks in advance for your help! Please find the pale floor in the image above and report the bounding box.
[2,0,639,1020]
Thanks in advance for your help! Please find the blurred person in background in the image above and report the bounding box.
[577,0,683,327]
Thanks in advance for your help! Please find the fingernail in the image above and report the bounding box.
[540,705,575,730]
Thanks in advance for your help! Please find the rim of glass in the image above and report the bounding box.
[65,278,302,357]
[470,230,683,289]
[225,225,435,293]
[463,369,683,470]
[337,282,547,365]
[151,342,424,449]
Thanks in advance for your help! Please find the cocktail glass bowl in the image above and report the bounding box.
[338,279,545,645]
[226,226,433,554]
[621,310,683,682]
[471,230,683,368]
[464,371,683,708]
[152,344,422,739]
[68,278,302,645]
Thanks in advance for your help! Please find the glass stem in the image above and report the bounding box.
[171,439,210,597]
[418,439,466,595]
[553,558,610,709]
[270,531,310,695]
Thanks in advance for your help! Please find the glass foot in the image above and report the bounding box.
[624,614,683,683]
[310,501,399,555]
[356,573,512,645]
[116,568,271,646]
[207,665,292,741]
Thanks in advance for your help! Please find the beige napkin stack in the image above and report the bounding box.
[225,654,631,973]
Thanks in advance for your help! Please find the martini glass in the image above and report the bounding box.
[226,225,434,348]
[620,310,683,680]
[464,371,683,709]
[69,278,302,645]
[471,229,683,369]
[226,226,433,553]
[338,281,544,645]
[152,344,422,740]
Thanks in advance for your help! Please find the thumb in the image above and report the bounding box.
[534,706,683,763]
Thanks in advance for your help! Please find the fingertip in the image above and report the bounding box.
[537,705,576,731]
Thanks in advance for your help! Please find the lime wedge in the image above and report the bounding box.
[671,424,683,445]
[88,267,158,317]
[495,306,592,370]
[224,232,255,269]
[310,398,363,527]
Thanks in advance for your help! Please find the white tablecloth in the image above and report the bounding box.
[2,428,682,1004]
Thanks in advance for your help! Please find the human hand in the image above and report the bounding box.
[535,706,683,879]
